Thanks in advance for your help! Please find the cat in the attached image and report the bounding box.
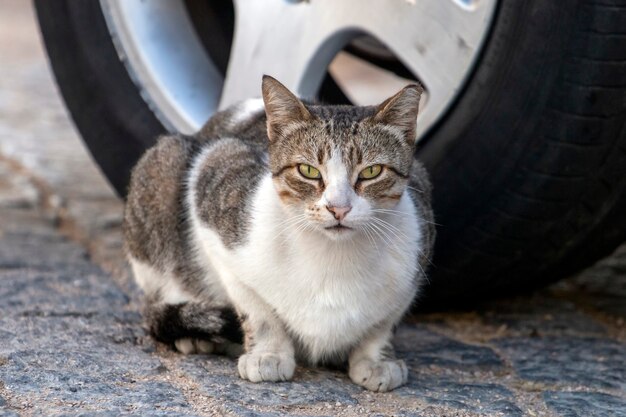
[123,75,435,392]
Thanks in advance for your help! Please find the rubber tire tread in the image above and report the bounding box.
[418,0,626,305]
[34,0,166,195]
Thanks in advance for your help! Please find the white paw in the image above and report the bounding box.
[349,359,408,392]
[174,338,215,355]
[237,352,295,382]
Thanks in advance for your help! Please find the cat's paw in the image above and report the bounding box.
[174,338,215,355]
[237,352,295,382]
[349,359,408,392]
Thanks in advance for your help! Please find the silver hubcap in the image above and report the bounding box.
[101,0,497,139]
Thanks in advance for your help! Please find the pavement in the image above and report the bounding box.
[0,2,625,416]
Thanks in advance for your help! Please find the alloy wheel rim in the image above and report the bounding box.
[100,0,498,140]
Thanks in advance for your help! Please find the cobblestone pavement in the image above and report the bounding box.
[1,2,625,416]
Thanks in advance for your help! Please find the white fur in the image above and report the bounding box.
[186,147,423,363]
[129,258,195,305]
[230,98,265,126]
[322,151,352,208]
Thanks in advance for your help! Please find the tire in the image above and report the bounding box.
[419,0,626,305]
[35,0,626,304]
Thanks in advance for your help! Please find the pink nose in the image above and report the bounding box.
[326,205,352,221]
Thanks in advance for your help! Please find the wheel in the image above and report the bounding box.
[34,0,626,304]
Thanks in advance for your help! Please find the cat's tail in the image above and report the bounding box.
[144,300,243,356]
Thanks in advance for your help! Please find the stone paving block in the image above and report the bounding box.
[0,312,194,415]
[0,231,90,270]
[0,268,129,317]
[0,406,18,417]
[395,324,504,370]
[52,412,201,417]
[543,391,626,417]
[177,355,359,408]
[397,377,523,416]
[220,404,289,417]
[497,337,626,391]
[482,295,608,337]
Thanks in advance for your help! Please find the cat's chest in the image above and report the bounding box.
[279,263,400,332]
[268,255,387,317]
[238,238,417,350]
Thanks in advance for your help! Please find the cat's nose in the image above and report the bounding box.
[326,205,352,221]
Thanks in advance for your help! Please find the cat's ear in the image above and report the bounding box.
[262,75,312,142]
[372,84,423,144]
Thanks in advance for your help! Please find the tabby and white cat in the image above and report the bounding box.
[124,76,435,392]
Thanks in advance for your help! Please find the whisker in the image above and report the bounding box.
[366,224,386,250]
[371,218,428,261]
[373,219,427,259]
[372,217,410,240]
[376,220,429,276]
[359,224,377,249]
[371,220,409,255]
[270,216,309,245]
[291,220,313,243]
[367,224,428,279]
[273,215,307,233]
[371,208,411,215]
[272,213,308,229]
[368,219,425,274]
[368,221,398,252]
[371,209,440,226]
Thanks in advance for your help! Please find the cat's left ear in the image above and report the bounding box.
[262,75,313,142]
[372,84,423,144]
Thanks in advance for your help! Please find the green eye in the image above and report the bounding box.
[298,164,321,179]
[359,164,383,180]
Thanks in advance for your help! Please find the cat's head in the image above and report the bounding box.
[262,75,422,241]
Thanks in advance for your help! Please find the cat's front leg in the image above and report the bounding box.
[348,323,408,392]
[230,283,295,382]
[237,316,295,382]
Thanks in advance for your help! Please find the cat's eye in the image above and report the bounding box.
[298,164,321,179]
[358,165,383,180]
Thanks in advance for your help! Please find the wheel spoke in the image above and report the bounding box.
[340,0,497,137]
[220,0,355,108]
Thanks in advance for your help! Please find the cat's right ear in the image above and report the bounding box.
[262,75,312,142]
